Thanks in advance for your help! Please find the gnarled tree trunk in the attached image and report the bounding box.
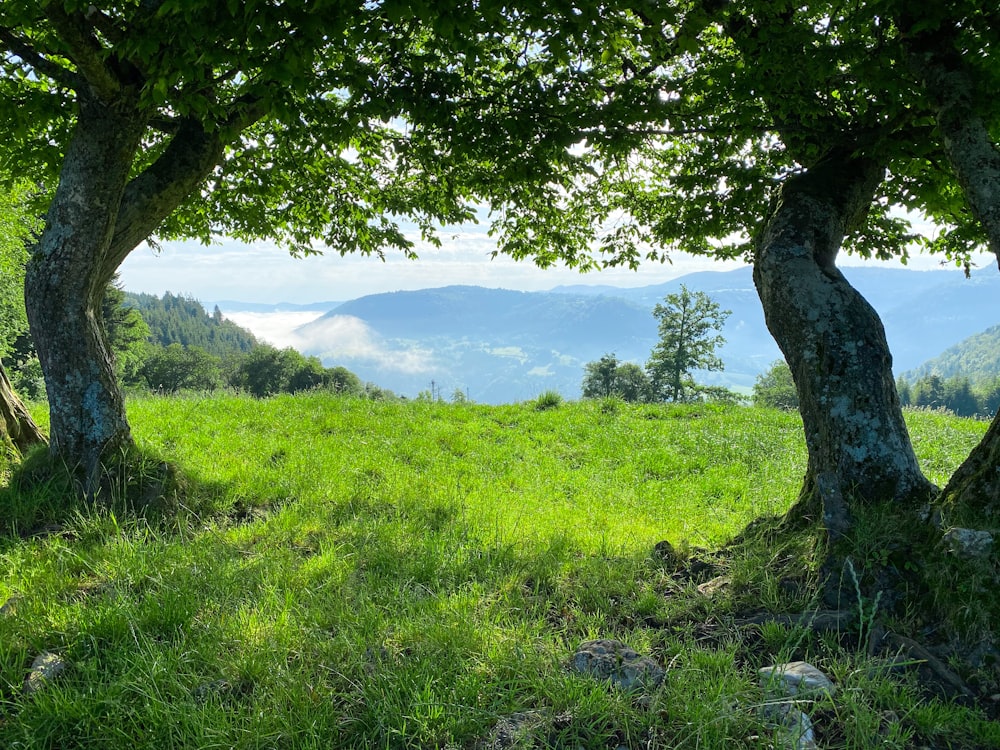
[24,91,146,492]
[904,22,1000,517]
[0,361,45,454]
[753,149,936,532]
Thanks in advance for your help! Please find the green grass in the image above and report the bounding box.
[0,394,996,748]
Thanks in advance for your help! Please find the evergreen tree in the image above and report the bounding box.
[913,375,946,410]
[944,378,979,417]
[103,280,150,383]
[896,377,912,407]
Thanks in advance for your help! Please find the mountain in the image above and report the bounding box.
[210,300,342,313]
[876,269,1000,373]
[903,323,1000,384]
[297,287,657,403]
[280,266,999,404]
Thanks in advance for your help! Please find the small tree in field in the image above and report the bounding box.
[582,354,650,402]
[753,361,799,411]
[645,286,730,403]
[581,353,619,399]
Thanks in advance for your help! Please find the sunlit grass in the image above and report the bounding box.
[0,394,994,749]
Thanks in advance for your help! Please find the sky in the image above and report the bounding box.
[117,222,995,307]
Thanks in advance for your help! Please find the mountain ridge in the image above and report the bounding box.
[276,266,999,403]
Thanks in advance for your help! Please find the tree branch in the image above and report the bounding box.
[42,3,122,102]
[901,22,1000,268]
[103,97,269,281]
[0,25,79,88]
[83,6,126,45]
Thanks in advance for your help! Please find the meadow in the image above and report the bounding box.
[0,393,996,748]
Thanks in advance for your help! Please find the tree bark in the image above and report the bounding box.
[753,149,936,527]
[904,24,1000,516]
[24,90,146,492]
[0,360,46,454]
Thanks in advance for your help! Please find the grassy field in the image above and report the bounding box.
[0,394,996,748]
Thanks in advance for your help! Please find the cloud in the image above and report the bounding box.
[289,315,435,374]
[223,310,435,374]
[223,311,325,348]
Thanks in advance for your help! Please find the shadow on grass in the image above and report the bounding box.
[0,444,234,543]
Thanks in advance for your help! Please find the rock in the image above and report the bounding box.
[0,595,19,617]
[653,540,680,567]
[758,662,836,699]
[697,576,731,599]
[758,701,818,750]
[192,679,252,702]
[24,652,67,694]
[942,528,993,560]
[569,639,664,691]
[480,710,548,749]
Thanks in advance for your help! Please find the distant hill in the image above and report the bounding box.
[903,323,1000,384]
[125,291,258,357]
[210,300,341,313]
[233,265,1000,404]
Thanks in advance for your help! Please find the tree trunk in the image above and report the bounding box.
[24,91,146,493]
[941,417,1000,517]
[903,22,1000,517]
[753,149,936,529]
[0,360,46,454]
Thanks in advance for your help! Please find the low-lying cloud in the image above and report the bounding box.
[291,315,435,374]
[223,310,435,376]
[223,311,325,349]
[225,312,434,374]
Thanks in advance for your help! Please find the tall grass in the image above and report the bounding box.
[0,394,994,749]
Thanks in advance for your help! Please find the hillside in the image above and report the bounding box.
[126,291,258,357]
[904,323,1000,384]
[283,266,999,402]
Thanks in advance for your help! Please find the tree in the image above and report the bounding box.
[102,280,150,384]
[614,362,650,403]
[502,0,994,522]
[896,377,913,407]
[980,379,1000,418]
[753,361,799,412]
[943,377,978,417]
[913,375,947,410]
[0,2,615,489]
[645,286,729,403]
[327,366,364,397]
[581,354,621,399]
[139,344,222,393]
[582,353,650,402]
[231,346,299,399]
[0,183,46,452]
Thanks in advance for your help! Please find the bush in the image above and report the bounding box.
[533,390,563,410]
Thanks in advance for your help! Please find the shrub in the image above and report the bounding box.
[534,390,563,410]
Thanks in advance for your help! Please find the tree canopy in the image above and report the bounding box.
[0,0,640,477]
